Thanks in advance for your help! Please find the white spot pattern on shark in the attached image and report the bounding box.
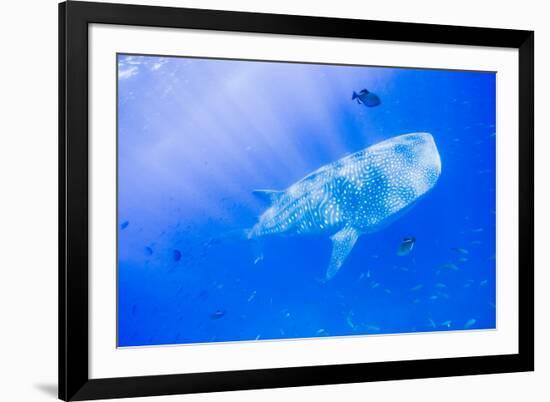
[248,133,441,279]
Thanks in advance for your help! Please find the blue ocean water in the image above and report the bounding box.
[117,54,496,347]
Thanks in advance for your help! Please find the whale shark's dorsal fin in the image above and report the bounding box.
[252,189,283,204]
[326,226,360,280]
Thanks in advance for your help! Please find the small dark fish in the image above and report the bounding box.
[120,220,129,230]
[172,249,182,262]
[352,88,381,107]
[144,246,153,256]
[451,247,469,255]
[210,310,226,320]
[440,263,459,271]
[397,237,415,256]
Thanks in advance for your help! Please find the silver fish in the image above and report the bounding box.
[398,237,416,256]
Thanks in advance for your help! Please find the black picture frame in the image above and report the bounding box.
[59,1,534,400]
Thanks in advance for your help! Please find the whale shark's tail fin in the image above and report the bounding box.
[326,225,360,280]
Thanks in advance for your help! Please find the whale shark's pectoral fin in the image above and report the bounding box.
[326,226,360,280]
[252,189,283,204]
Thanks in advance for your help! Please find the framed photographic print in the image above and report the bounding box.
[59,1,534,400]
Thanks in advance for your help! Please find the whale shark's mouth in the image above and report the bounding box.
[407,133,442,196]
[368,132,441,178]
[418,133,442,176]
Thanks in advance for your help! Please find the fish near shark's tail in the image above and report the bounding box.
[207,228,251,245]
[238,227,265,264]
[203,227,264,266]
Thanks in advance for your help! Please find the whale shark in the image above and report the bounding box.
[247,132,442,280]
